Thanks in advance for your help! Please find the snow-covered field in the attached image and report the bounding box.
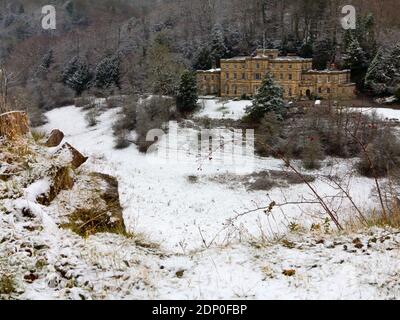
[3,99,400,299]
[42,102,378,252]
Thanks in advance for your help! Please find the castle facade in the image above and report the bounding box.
[197,49,356,100]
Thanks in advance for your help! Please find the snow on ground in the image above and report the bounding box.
[196,98,252,120]
[42,104,376,252]
[197,97,400,122]
[7,99,395,299]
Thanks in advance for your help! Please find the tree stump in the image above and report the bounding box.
[0,111,30,140]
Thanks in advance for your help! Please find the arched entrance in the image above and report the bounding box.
[306,89,312,99]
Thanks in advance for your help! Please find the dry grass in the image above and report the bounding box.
[31,130,46,144]
[0,274,15,295]
[62,205,126,238]
[365,207,400,228]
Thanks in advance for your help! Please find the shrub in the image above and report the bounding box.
[0,274,15,295]
[112,96,139,148]
[85,107,99,127]
[135,96,175,152]
[302,133,324,170]
[357,126,400,177]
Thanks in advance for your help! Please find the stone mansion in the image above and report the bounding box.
[197,49,356,100]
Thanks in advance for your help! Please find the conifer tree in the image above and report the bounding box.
[176,70,198,112]
[245,72,285,121]
[62,56,92,95]
[95,55,121,89]
[210,24,229,68]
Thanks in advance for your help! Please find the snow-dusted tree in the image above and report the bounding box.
[343,36,368,88]
[146,41,184,96]
[193,48,212,70]
[40,49,54,70]
[343,37,366,70]
[62,56,92,95]
[176,70,198,113]
[365,49,391,95]
[95,55,121,89]
[312,39,335,70]
[62,56,79,85]
[210,24,229,67]
[365,43,400,95]
[245,72,285,121]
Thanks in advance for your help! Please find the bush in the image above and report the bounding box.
[357,127,400,177]
[135,96,175,152]
[0,274,15,295]
[302,133,324,170]
[85,107,99,127]
[113,95,175,151]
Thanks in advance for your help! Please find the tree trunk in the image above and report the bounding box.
[0,111,30,140]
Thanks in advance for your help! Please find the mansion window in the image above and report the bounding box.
[318,87,322,93]
[233,86,237,94]
[289,64,292,69]
[241,73,246,80]
[211,76,214,80]
[256,63,260,69]
[255,73,261,80]
[204,76,207,80]
[225,73,229,79]
[288,74,292,80]
[289,88,292,96]
[234,73,237,79]
[280,74,284,80]
[327,88,331,94]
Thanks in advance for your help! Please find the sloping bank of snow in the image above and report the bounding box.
[33,103,400,299]
[43,105,376,252]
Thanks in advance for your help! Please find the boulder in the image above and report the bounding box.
[57,143,88,169]
[62,172,126,237]
[46,129,64,147]
[37,167,74,206]
[0,111,30,140]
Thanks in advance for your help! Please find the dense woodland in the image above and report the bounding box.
[0,0,400,123]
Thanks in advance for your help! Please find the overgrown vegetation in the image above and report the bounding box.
[113,95,176,152]
[0,274,15,295]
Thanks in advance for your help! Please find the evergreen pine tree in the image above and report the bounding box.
[343,36,367,88]
[245,73,285,121]
[95,55,121,89]
[365,49,391,94]
[62,56,80,85]
[343,37,366,70]
[193,48,213,70]
[210,24,229,68]
[312,39,335,70]
[176,70,198,113]
[40,49,54,70]
[62,57,92,95]
[365,43,400,95]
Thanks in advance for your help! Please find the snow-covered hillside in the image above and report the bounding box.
[2,99,400,299]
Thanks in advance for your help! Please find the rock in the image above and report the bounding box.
[58,143,88,169]
[62,172,126,237]
[0,111,30,140]
[282,269,296,277]
[37,167,74,206]
[46,129,64,147]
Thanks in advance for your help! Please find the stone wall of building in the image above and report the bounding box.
[197,49,356,100]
